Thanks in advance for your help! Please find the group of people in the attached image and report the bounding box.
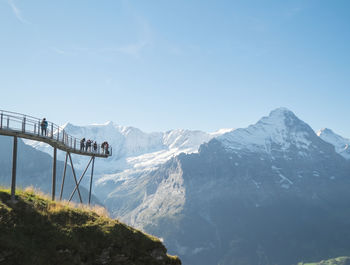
[80,138,109,154]
[40,118,110,155]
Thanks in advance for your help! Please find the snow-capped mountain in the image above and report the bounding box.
[24,122,232,175]
[97,108,350,265]
[8,107,350,265]
[317,128,350,160]
[217,107,314,154]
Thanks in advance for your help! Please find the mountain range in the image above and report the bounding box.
[2,107,350,265]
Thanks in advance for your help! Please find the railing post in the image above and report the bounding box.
[74,139,76,150]
[7,116,9,128]
[22,116,26,133]
[38,120,40,135]
[0,113,3,129]
[51,123,54,138]
[57,128,60,141]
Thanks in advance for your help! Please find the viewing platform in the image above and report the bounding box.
[0,109,112,204]
[0,110,112,158]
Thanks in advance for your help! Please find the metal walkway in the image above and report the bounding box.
[0,109,112,204]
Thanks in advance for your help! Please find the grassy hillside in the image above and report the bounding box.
[298,257,350,265]
[0,188,181,265]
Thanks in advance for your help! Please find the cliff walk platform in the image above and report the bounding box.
[0,109,112,204]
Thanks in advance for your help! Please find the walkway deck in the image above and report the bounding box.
[0,109,112,204]
[0,110,112,158]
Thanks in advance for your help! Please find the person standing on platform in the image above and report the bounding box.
[41,118,48,136]
[80,138,85,151]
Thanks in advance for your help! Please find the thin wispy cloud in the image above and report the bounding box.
[51,47,67,55]
[115,41,149,57]
[7,0,29,24]
[99,20,153,58]
[116,18,153,58]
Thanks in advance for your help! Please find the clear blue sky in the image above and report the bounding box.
[1,0,349,137]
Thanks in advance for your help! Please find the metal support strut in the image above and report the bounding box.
[68,152,83,203]
[52,147,57,200]
[88,156,95,205]
[68,156,93,202]
[11,136,18,202]
[59,152,68,201]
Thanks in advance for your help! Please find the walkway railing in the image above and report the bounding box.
[0,110,112,157]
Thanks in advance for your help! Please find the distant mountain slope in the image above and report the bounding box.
[0,189,181,265]
[101,108,350,265]
[25,122,232,173]
[24,123,231,204]
[317,128,350,160]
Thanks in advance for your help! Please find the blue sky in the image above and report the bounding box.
[1,0,349,137]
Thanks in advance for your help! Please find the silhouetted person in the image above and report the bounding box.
[105,141,109,155]
[86,139,92,152]
[101,142,105,154]
[93,141,97,152]
[41,118,48,136]
[80,138,85,151]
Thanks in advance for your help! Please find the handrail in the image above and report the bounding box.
[0,110,112,157]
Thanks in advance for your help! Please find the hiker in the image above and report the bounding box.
[86,139,92,152]
[101,142,105,153]
[80,138,85,151]
[93,141,97,152]
[105,141,109,155]
[41,118,48,136]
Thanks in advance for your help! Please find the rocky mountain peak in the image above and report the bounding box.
[217,108,316,154]
[317,128,350,159]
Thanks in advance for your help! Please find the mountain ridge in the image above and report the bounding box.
[91,108,350,265]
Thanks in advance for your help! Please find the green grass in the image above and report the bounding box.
[0,188,181,265]
[298,256,350,265]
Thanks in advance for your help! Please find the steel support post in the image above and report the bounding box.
[88,156,95,205]
[59,152,68,201]
[11,136,18,202]
[52,147,57,201]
